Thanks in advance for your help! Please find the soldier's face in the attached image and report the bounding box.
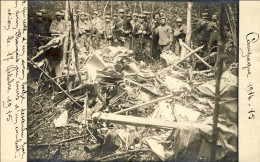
[56,15,62,21]
[37,16,43,21]
[42,13,46,18]
[80,15,86,21]
[154,14,160,21]
[212,15,217,21]
[139,18,144,23]
[73,15,77,21]
[119,12,125,18]
[160,19,166,25]
[177,22,182,27]
[133,16,137,21]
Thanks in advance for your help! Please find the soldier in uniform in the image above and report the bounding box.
[151,12,161,60]
[123,13,133,49]
[113,9,126,47]
[40,9,52,35]
[173,17,187,55]
[104,15,114,45]
[49,12,67,35]
[32,12,50,47]
[98,10,103,19]
[130,13,139,29]
[155,17,173,53]
[133,14,151,62]
[112,13,119,28]
[92,11,105,48]
[78,12,93,50]
[33,12,49,36]
[195,12,210,56]
[207,14,218,52]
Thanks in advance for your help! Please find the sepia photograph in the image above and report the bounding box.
[26,1,238,161]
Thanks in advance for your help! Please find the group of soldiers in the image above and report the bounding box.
[29,8,218,62]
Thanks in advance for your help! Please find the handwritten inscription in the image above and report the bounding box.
[241,32,259,78]
[1,1,27,160]
[240,32,259,120]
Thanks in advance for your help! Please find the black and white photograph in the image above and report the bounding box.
[25,1,239,161]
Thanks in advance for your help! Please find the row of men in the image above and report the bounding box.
[29,8,218,61]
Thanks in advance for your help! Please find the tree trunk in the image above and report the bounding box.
[68,1,82,84]
[211,3,226,161]
[62,0,69,64]
[186,2,192,47]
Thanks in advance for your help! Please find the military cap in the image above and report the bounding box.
[40,9,46,14]
[143,11,148,15]
[93,11,98,15]
[77,10,81,13]
[133,13,138,17]
[139,14,145,18]
[118,9,125,13]
[113,13,118,17]
[105,15,111,19]
[202,12,208,16]
[36,12,43,17]
[160,10,165,13]
[80,12,86,16]
[160,16,167,21]
[98,10,102,13]
[127,13,132,17]
[55,12,62,16]
[147,11,151,15]
[176,17,183,22]
[128,11,132,15]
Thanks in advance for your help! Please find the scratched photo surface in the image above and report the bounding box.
[27,1,238,161]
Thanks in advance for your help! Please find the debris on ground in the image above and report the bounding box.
[28,35,238,161]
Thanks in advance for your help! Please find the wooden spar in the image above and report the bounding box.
[157,45,203,75]
[103,1,109,18]
[180,40,213,69]
[63,0,69,64]
[68,1,82,84]
[114,94,178,114]
[28,57,83,109]
[93,112,212,130]
[186,2,192,47]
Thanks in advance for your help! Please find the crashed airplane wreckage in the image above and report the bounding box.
[28,34,238,161]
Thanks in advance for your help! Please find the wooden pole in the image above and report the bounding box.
[211,4,226,161]
[28,57,83,109]
[139,1,143,13]
[186,2,192,47]
[62,0,69,64]
[93,112,212,130]
[114,94,178,114]
[180,40,213,69]
[68,0,82,84]
[157,45,203,75]
[103,1,109,18]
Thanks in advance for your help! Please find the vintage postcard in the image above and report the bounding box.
[0,0,259,161]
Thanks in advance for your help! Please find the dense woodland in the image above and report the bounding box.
[28,1,238,161]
